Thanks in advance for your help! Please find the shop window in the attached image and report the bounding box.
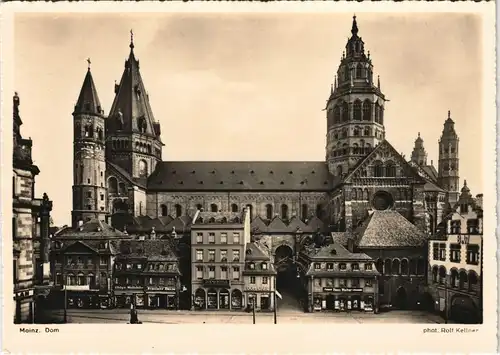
[351,278,359,287]
[208,233,215,244]
[250,276,256,284]
[449,244,461,262]
[208,267,215,279]
[339,279,346,287]
[466,245,480,265]
[220,233,227,244]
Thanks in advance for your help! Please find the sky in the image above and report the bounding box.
[13,12,483,226]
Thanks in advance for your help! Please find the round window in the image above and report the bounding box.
[372,191,394,211]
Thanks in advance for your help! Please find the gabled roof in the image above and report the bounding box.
[73,68,103,117]
[107,161,147,189]
[287,216,308,233]
[245,242,271,261]
[56,218,127,239]
[343,139,426,185]
[117,239,179,262]
[250,216,268,233]
[421,165,439,182]
[107,40,160,139]
[147,161,337,192]
[267,216,288,231]
[354,210,427,248]
[302,242,371,261]
[250,215,327,234]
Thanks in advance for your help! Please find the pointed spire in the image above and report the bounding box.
[377,75,380,89]
[334,75,337,89]
[130,29,134,50]
[448,110,451,119]
[351,15,359,36]
[330,83,333,94]
[73,60,103,116]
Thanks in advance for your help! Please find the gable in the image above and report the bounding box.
[344,139,426,184]
[106,161,146,189]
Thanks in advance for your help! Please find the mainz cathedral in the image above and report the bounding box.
[71,16,460,249]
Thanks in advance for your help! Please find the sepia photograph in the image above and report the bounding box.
[2,1,497,353]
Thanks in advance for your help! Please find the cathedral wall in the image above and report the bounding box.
[131,186,147,216]
[146,191,329,221]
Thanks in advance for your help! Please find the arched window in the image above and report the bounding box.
[327,109,333,127]
[231,204,238,213]
[385,161,396,177]
[363,189,369,200]
[392,259,400,274]
[336,165,343,177]
[375,103,381,123]
[137,117,147,133]
[280,204,289,220]
[409,259,417,275]
[119,182,127,195]
[353,100,362,121]
[375,259,384,273]
[174,204,182,218]
[364,126,371,136]
[450,269,459,288]
[316,204,323,219]
[351,189,357,200]
[459,271,468,289]
[342,143,348,155]
[87,273,95,287]
[301,204,308,220]
[352,143,359,154]
[77,272,86,286]
[138,159,148,178]
[208,217,216,223]
[468,271,478,292]
[362,100,372,121]
[438,266,447,285]
[246,204,253,220]
[356,64,362,78]
[353,126,360,136]
[432,266,438,283]
[400,259,409,275]
[417,259,425,275]
[341,128,348,139]
[373,161,384,177]
[333,105,341,124]
[97,128,103,141]
[379,106,384,125]
[265,204,273,220]
[67,273,76,286]
[384,259,392,275]
[160,204,168,217]
[108,177,118,194]
[196,204,203,211]
[341,101,349,122]
[210,203,218,213]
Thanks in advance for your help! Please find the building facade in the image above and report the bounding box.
[297,237,379,313]
[65,16,472,312]
[426,180,483,323]
[190,209,251,310]
[51,219,126,309]
[13,92,53,323]
[243,241,276,311]
[113,237,181,309]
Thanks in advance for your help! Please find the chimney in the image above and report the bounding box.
[347,238,354,253]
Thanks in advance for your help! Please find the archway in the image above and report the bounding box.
[418,292,435,312]
[274,244,301,311]
[450,295,480,324]
[395,287,408,310]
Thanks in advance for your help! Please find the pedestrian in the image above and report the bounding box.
[130,303,140,324]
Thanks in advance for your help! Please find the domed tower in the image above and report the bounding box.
[325,15,387,177]
[106,31,163,181]
[438,110,460,205]
[410,132,428,166]
[71,60,108,227]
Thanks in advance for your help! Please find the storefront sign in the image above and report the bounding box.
[146,286,176,292]
[244,286,269,292]
[203,279,230,288]
[115,286,143,290]
[323,287,363,292]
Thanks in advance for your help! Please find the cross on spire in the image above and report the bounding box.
[87,57,91,70]
[130,29,134,49]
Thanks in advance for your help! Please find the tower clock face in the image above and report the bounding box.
[372,191,394,211]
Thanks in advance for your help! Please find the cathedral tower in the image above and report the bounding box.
[410,132,427,166]
[71,61,108,227]
[437,110,460,205]
[325,16,387,177]
[106,32,163,181]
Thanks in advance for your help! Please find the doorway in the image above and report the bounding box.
[395,287,408,310]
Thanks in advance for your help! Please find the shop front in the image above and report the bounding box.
[66,291,101,309]
[145,286,178,309]
[192,280,244,311]
[113,286,144,309]
[244,286,274,311]
[312,287,376,312]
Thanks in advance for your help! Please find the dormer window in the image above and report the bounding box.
[351,263,359,271]
[261,262,267,270]
[326,263,334,270]
[339,263,347,270]
[137,117,147,134]
[314,263,321,270]
[249,262,255,270]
